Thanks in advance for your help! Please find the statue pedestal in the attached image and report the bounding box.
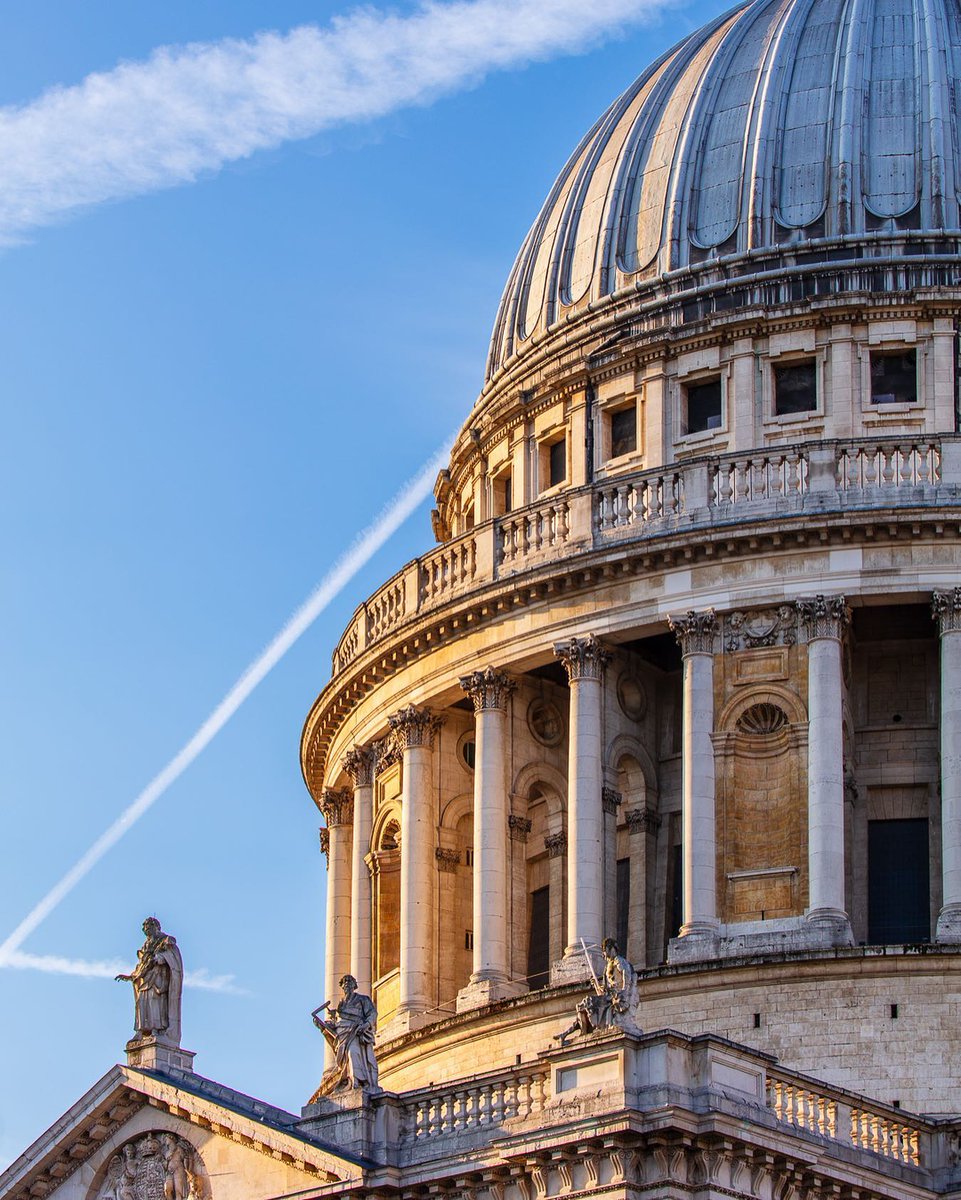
[125,1036,195,1074]
[299,1087,393,1163]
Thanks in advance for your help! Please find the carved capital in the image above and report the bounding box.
[668,609,718,656]
[509,815,533,842]
[553,634,611,682]
[626,808,661,835]
[545,831,568,858]
[388,705,443,750]
[373,735,401,774]
[459,666,516,711]
[435,846,461,873]
[342,745,377,788]
[319,788,353,827]
[602,787,622,815]
[933,589,961,636]
[319,827,330,859]
[796,594,850,641]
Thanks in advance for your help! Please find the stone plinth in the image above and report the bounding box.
[299,1086,394,1163]
[455,976,526,1013]
[125,1035,195,1073]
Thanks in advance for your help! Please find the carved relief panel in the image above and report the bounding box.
[93,1132,207,1200]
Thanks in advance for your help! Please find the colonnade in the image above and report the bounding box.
[319,591,961,1039]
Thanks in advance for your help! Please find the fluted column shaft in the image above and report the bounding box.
[389,705,441,1015]
[343,745,377,995]
[319,788,353,1067]
[670,611,718,936]
[555,636,610,957]
[934,591,961,941]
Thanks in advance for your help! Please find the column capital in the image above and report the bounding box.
[553,634,611,682]
[319,827,330,860]
[342,745,377,788]
[545,831,568,858]
[388,705,444,750]
[508,815,533,842]
[668,609,718,656]
[626,808,661,835]
[796,594,850,641]
[459,666,516,712]
[602,787,622,815]
[435,846,460,873]
[933,589,961,636]
[319,788,353,827]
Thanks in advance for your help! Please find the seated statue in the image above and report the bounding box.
[312,974,379,1092]
[555,938,640,1047]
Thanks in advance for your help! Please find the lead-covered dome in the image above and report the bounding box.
[487,0,961,382]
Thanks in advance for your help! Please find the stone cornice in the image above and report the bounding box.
[796,594,851,642]
[933,588,961,636]
[669,609,718,657]
[554,635,611,682]
[388,705,444,750]
[459,666,516,712]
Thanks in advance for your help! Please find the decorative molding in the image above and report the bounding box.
[319,828,329,859]
[319,788,353,827]
[796,594,850,641]
[342,745,377,788]
[508,815,533,842]
[93,1131,209,1200]
[736,703,788,735]
[435,847,461,873]
[602,787,622,815]
[388,705,444,750]
[723,605,798,652]
[459,666,516,711]
[626,808,661,835]
[668,609,718,656]
[373,735,401,775]
[545,831,568,858]
[553,634,611,682]
[933,588,961,636]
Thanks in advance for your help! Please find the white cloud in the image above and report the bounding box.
[0,0,677,242]
[2,950,246,995]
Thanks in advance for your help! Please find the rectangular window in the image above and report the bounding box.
[610,404,637,458]
[868,818,930,943]
[464,504,475,531]
[774,360,817,415]
[684,377,723,434]
[871,349,917,405]
[669,843,683,940]
[465,847,474,867]
[493,471,512,515]
[549,437,566,487]
[464,929,474,951]
[527,886,550,990]
[616,857,630,954]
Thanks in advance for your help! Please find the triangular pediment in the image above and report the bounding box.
[0,1065,360,1200]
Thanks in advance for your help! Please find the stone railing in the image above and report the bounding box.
[767,1071,925,1168]
[330,434,961,675]
[399,1064,550,1144]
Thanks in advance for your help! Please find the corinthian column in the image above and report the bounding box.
[668,610,718,944]
[457,667,524,1009]
[797,595,853,943]
[319,787,353,1067]
[343,744,377,995]
[934,590,961,941]
[388,705,442,1023]
[553,635,610,980]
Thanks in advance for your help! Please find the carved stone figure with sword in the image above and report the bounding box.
[554,937,640,1047]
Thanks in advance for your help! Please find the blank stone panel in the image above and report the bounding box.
[863,0,920,217]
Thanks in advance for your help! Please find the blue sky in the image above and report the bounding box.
[0,0,726,1167]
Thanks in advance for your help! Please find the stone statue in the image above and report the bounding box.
[312,974,379,1092]
[115,917,184,1043]
[96,1131,206,1200]
[554,938,641,1047]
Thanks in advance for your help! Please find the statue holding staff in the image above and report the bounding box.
[312,974,379,1092]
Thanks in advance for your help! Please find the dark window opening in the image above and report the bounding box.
[494,472,512,516]
[753,1012,762,1029]
[774,360,817,415]
[549,438,566,487]
[871,349,917,405]
[610,405,637,458]
[685,377,723,434]
[464,504,475,531]
[868,818,930,943]
[616,858,630,954]
[465,847,474,867]
[527,886,550,989]
[462,740,476,770]
[503,474,512,513]
[465,929,474,951]
[669,843,683,939]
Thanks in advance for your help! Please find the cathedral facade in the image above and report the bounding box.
[9,1,961,1197]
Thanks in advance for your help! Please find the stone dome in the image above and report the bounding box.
[486,0,961,384]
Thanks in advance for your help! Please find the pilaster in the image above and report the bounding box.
[934,590,961,942]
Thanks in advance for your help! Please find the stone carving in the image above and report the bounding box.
[545,831,568,858]
[668,610,717,656]
[508,815,532,842]
[319,788,353,827]
[602,787,622,815]
[796,594,850,641]
[736,702,788,735]
[626,808,661,835]
[554,938,640,1046]
[616,673,648,719]
[312,974,379,1093]
[527,698,564,746]
[342,745,377,787]
[459,666,515,711]
[932,588,961,636]
[115,918,183,1044]
[724,605,798,652]
[319,827,330,859]
[96,1132,207,1200]
[373,735,401,775]
[435,846,461,872]
[388,705,443,749]
[553,635,611,682]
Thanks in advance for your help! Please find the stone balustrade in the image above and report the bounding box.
[330,434,961,676]
[399,1064,550,1144]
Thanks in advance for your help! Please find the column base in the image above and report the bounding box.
[668,914,854,964]
[455,975,527,1013]
[667,922,719,965]
[550,945,603,987]
[936,905,961,943]
[125,1037,195,1074]
[806,908,855,947]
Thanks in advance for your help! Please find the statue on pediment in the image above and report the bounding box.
[115,917,184,1044]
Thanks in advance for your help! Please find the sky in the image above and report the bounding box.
[0,0,728,1168]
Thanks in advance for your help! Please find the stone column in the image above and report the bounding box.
[797,595,853,943]
[603,787,622,940]
[319,788,353,1068]
[388,705,442,1025]
[342,745,377,996]
[456,667,522,1009]
[553,635,611,981]
[668,610,719,944]
[934,590,961,942]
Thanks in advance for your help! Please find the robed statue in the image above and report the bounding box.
[115,917,184,1043]
[555,937,640,1046]
[312,974,379,1091]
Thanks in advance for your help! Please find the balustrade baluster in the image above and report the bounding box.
[843,448,860,489]
[878,446,893,487]
[900,444,915,486]
[918,445,932,486]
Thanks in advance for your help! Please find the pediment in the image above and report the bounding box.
[0,1065,359,1200]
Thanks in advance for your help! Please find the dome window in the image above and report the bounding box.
[684,376,723,435]
[493,470,512,516]
[610,403,638,459]
[871,349,917,405]
[774,360,817,416]
[539,435,567,490]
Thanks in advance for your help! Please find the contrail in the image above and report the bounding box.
[0,440,452,965]
[2,950,246,995]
